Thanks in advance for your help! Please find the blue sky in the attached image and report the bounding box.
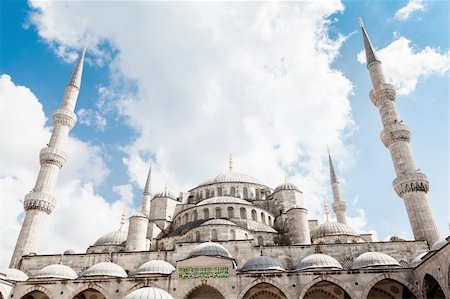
[0,0,448,267]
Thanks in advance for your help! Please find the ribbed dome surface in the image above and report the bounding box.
[274,182,301,193]
[0,268,28,281]
[352,252,400,269]
[134,260,175,275]
[202,219,237,226]
[188,242,232,259]
[153,189,176,199]
[196,172,265,188]
[196,196,251,206]
[311,222,357,238]
[241,256,285,272]
[430,238,448,251]
[34,264,77,279]
[126,287,174,299]
[295,254,343,271]
[94,230,127,246]
[82,262,127,278]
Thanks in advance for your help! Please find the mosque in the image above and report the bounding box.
[0,20,449,299]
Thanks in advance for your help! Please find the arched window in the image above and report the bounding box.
[258,236,264,246]
[203,208,209,219]
[206,189,210,198]
[268,216,272,226]
[217,187,222,196]
[211,229,218,241]
[215,207,222,218]
[193,210,198,221]
[195,231,200,242]
[227,207,234,219]
[243,187,248,199]
[255,189,260,199]
[251,209,257,221]
[184,213,189,224]
[230,187,236,197]
[240,207,247,219]
[230,229,236,240]
[244,233,249,240]
[211,189,215,197]
[261,212,266,224]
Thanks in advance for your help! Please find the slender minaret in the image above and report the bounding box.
[10,46,87,267]
[328,151,347,224]
[142,164,152,217]
[359,19,439,246]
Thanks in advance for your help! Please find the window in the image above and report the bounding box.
[243,187,248,199]
[240,208,247,219]
[184,213,189,224]
[215,207,222,218]
[206,189,210,198]
[230,187,236,197]
[227,207,234,219]
[211,229,218,241]
[258,236,264,246]
[229,230,236,240]
[251,209,257,221]
[195,231,200,242]
[217,187,222,196]
[268,216,272,226]
[193,210,198,221]
[203,208,209,219]
[255,189,260,200]
[261,212,266,224]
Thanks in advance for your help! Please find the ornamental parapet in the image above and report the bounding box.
[370,84,396,108]
[39,147,68,168]
[332,201,347,212]
[52,108,77,128]
[24,192,56,214]
[393,172,429,197]
[380,123,411,148]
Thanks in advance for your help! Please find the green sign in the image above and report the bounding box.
[179,266,229,279]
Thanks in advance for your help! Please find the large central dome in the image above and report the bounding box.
[194,172,265,189]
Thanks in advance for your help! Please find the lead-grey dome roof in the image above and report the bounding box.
[274,182,301,193]
[134,260,175,275]
[352,252,400,269]
[195,172,265,188]
[311,222,357,238]
[188,242,232,259]
[241,256,285,272]
[33,264,78,280]
[295,254,343,271]
[94,229,127,246]
[153,189,176,200]
[430,238,448,251]
[0,268,28,281]
[126,287,174,299]
[202,219,237,226]
[81,262,127,278]
[196,196,251,206]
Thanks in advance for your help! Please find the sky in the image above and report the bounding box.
[0,0,448,268]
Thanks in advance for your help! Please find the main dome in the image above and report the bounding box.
[194,172,265,189]
[196,196,251,206]
[311,222,358,238]
[241,256,285,272]
[352,252,400,269]
[94,230,127,246]
[188,242,232,259]
[295,254,343,271]
[81,262,127,278]
[134,260,175,275]
[126,287,174,299]
[33,264,78,280]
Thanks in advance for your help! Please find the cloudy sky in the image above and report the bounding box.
[0,0,448,268]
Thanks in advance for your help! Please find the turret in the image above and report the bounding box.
[10,46,87,268]
[328,151,347,224]
[360,19,440,245]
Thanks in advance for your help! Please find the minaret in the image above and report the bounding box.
[141,164,152,217]
[328,151,347,224]
[10,46,87,267]
[359,19,439,246]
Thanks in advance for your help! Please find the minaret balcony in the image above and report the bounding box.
[380,123,411,148]
[370,84,396,107]
[393,172,429,197]
[24,191,56,214]
[39,147,68,168]
[332,201,347,212]
[52,108,77,128]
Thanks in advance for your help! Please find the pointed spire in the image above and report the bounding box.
[68,44,87,88]
[228,154,233,174]
[328,149,338,184]
[143,164,152,196]
[323,199,331,223]
[358,17,379,66]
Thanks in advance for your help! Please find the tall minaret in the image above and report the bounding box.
[328,151,347,224]
[10,46,87,267]
[142,164,152,217]
[359,19,440,246]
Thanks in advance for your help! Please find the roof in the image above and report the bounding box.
[94,230,127,246]
[241,256,285,272]
[295,254,342,271]
[134,260,175,275]
[126,287,174,299]
[33,264,78,280]
[81,262,127,278]
[352,252,400,269]
[311,222,358,238]
[167,219,206,237]
[0,268,28,281]
[194,172,265,189]
[273,182,301,193]
[153,189,176,200]
[196,196,251,206]
[232,219,277,233]
[188,242,232,259]
[430,238,448,251]
[202,219,237,226]
[411,252,428,267]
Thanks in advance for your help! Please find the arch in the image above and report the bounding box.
[215,207,222,218]
[206,189,210,198]
[255,189,260,199]
[217,187,222,196]
[251,209,257,221]
[182,281,227,299]
[184,213,189,224]
[423,273,445,299]
[299,276,356,299]
[203,208,209,219]
[195,231,200,242]
[193,210,198,221]
[15,286,53,299]
[228,207,235,218]
[230,229,236,240]
[261,212,266,224]
[240,207,247,219]
[268,215,272,226]
[211,229,218,241]
[243,187,248,199]
[257,236,264,246]
[238,278,290,299]
[68,283,110,299]
[230,187,236,197]
[362,274,420,299]
[367,278,418,299]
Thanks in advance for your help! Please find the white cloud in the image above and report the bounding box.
[394,0,425,20]
[358,37,450,95]
[0,74,131,267]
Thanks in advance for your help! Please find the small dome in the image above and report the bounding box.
[134,260,175,275]
[64,249,75,254]
[153,189,176,200]
[188,242,232,259]
[94,230,127,246]
[430,238,448,251]
[81,262,127,278]
[411,252,428,267]
[196,172,265,188]
[241,256,285,272]
[126,287,174,299]
[311,222,357,238]
[274,182,301,193]
[352,252,400,269]
[295,254,343,271]
[196,196,251,206]
[34,264,77,280]
[202,219,237,226]
[0,268,28,281]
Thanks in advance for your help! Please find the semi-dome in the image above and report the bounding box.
[202,219,237,226]
[311,222,358,238]
[153,188,176,200]
[196,196,251,206]
[195,172,265,188]
[352,252,400,269]
[134,260,175,275]
[232,219,277,233]
[241,256,285,272]
[0,268,28,281]
[273,182,301,193]
[430,238,448,251]
[295,254,343,271]
[94,229,127,246]
[81,262,127,278]
[188,242,232,259]
[126,287,174,299]
[33,264,77,280]
[411,252,428,267]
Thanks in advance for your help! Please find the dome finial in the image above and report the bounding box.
[358,17,364,28]
[228,154,233,174]
[120,210,126,230]
[323,198,331,222]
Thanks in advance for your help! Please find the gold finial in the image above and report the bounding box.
[228,154,233,174]
[83,43,88,52]
[358,17,364,28]
[120,210,126,229]
[323,199,331,223]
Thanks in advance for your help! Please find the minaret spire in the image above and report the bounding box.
[10,46,87,267]
[360,20,440,246]
[141,163,152,217]
[328,150,347,224]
